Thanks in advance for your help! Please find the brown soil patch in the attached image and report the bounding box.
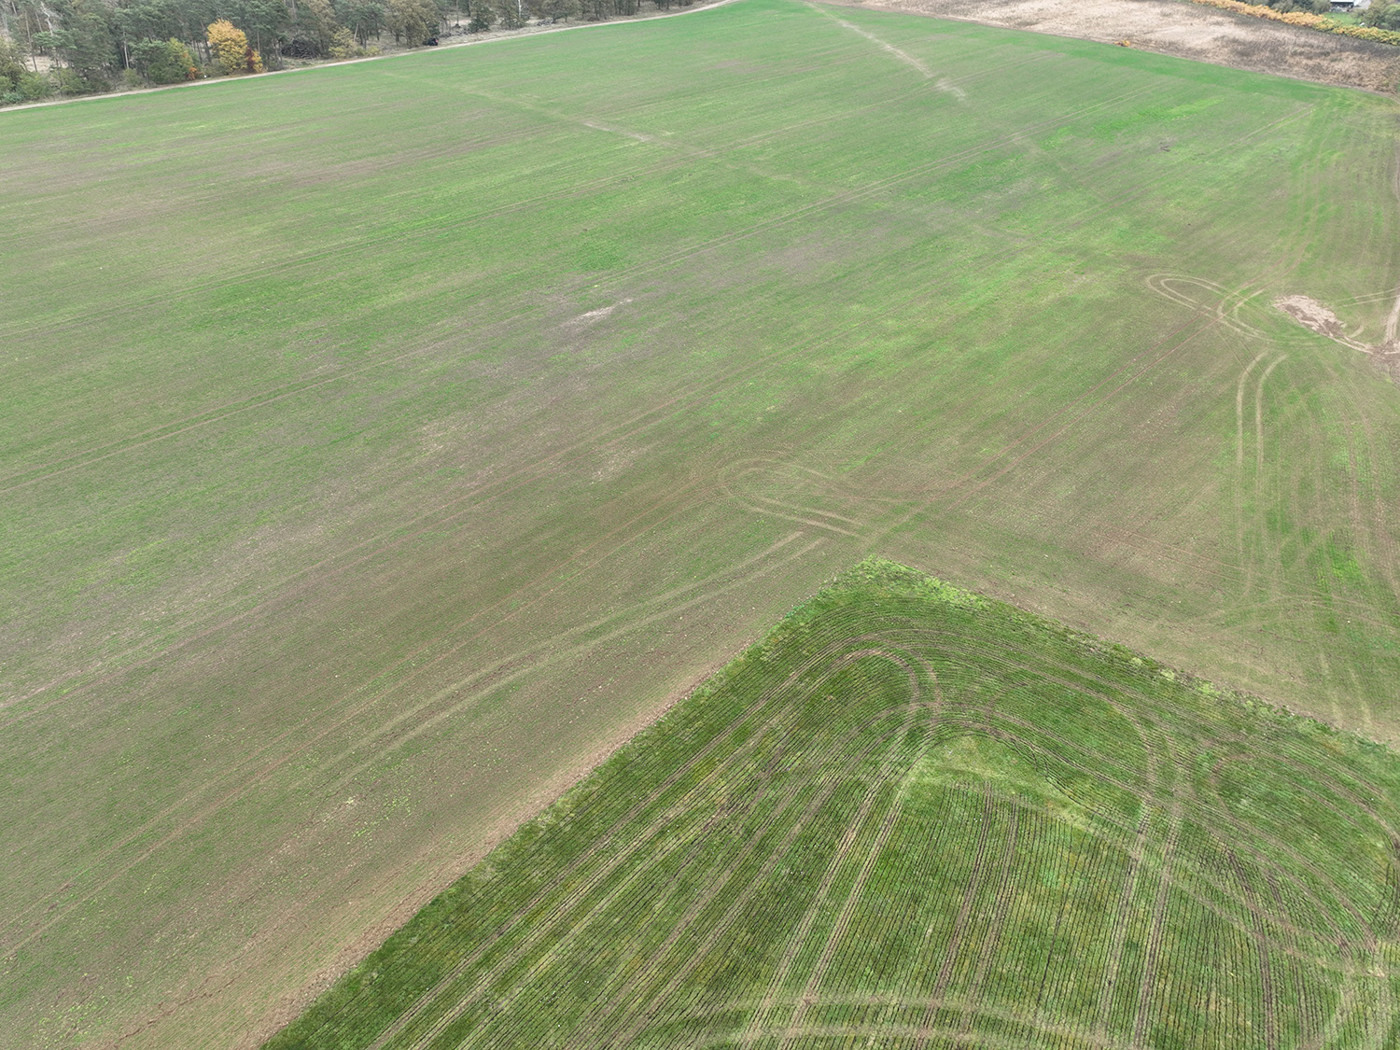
[1275,293,1400,381]
[1275,295,1362,345]
[825,0,1400,93]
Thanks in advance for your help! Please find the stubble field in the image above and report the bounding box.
[2,0,1399,1045]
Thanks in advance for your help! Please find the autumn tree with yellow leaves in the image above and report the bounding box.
[206,19,264,76]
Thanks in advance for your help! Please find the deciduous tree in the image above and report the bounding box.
[336,0,386,45]
[385,0,436,43]
[1362,0,1400,29]
[206,17,262,73]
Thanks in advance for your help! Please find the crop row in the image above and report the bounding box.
[269,565,1400,1047]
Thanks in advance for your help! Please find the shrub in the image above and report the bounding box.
[16,70,53,101]
[131,37,200,84]
[0,36,54,103]
[1362,0,1400,29]
[0,36,33,104]
[54,66,107,95]
[328,27,358,58]
[1187,0,1400,45]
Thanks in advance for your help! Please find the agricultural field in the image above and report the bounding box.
[2,0,1400,1045]
[269,560,1400,1048]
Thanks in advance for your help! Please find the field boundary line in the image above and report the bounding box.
[354,631,899,1050]
[3,7,1316,504]
[481,658,929,1050]
[312,536,828,803]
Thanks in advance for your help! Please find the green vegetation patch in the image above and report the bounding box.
[269,559,1400,1048]
[6,2,1400,1044]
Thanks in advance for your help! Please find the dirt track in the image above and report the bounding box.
[827,0,1400,92]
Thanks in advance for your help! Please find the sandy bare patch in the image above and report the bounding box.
[583,120,658,143]
[825,0,1400,93]
[567,298,633,326]
[1275,292,1400,380]
[1385,285,1400,348]
[1275,295,1364,346]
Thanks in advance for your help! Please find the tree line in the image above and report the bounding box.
[0,0,694,104]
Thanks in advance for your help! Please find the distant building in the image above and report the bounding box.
[1331,0,1372,10]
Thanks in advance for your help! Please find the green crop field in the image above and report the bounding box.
[3,0,1400,1045]
[268,560,1400,1048]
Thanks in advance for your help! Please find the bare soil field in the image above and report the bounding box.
[831,0,1400,91]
